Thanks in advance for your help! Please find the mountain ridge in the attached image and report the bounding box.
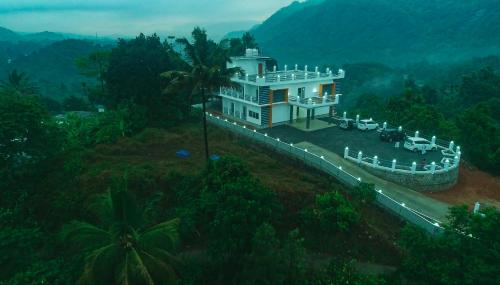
[249,0,500,66]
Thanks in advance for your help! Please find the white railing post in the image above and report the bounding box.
[277,75,281,82]
[304,65,308,72]
[356,114,360,125]
[292,74,295,81]
[245,74,249,81]
[357,151,363,163]
[372,155,378,167]
[273,65,277,72]
[398,126,402,132]
[411,162,417,174]
[344,147,349,158]
[392,159,396,171]
[431,161,436,174]
[284,64,288,72]
[454,155,459,166]
[444,159,450,171]
[315,66,318,73]
[449,140,455,151]
[431,136,436,147]
[415,130,419,138]
[456,146,461,153]
[295,64,298,71]
[343,111,347,119]
[383,122,387,130]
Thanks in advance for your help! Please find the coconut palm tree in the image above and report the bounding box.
[162,27,239,162]
[0,69,39,96]
[61,183,180,285]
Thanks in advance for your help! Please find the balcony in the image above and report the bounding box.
[219,87,258,104]
[288,94,339,108]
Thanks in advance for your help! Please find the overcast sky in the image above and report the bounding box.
[0,0,293,39]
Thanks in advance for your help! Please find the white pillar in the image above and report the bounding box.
[326,67,330,73]
[315,66,318,73]
[284,64,288,72]
[431,136,436,146]
[273,65,277,72]
[449,141,455,150]
[383,122,387,130]
[398,126,402,132]
[473,202,481,214]
[277,75,281,82]
[392,159,396,171]
[431,161,436,174]
[457,151,462,159]
[245,74,249,81]
[456,146,461,153]
[343,111,347,119]
[372,155,378,166]
[357,151,363,163]
[292,74,295,81]
[304,65,308,72]
[444,159,450,171]
[411,162,417,174]
[344,147,349,158]
[454,155,460,165]
[295,64,298,71]
[415,130,419,138]
[356,114,360,125]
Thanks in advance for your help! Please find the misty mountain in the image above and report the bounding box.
[0,39,111,101]
[250,0,500,66]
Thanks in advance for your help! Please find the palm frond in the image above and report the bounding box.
[116,249,155,285]
[138,218,180,251]
[79,244,121,285]
[139,248,180,285]
[61,220,112,252]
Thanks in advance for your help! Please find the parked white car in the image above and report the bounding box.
[404,137,437,152]
[357,119,379,131]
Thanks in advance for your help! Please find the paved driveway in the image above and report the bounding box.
[266,124,444,168]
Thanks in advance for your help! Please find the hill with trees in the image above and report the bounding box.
[250,0,500,66]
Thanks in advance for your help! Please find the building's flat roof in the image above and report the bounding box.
[230,56,272,60]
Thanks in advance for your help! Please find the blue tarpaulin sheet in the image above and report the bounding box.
[210,154,221,161]
[176,149,191,158]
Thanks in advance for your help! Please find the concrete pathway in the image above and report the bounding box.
[288,117,337,132]
[296,141,451,222]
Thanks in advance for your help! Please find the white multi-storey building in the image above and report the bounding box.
[218,49,345,129]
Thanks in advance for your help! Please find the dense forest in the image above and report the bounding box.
[0,27,499,284]
[251,0,500,65]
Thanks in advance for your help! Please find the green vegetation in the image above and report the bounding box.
[399,206,500,285]
[251,0,500,66]
[0,25,498,284]
[349,65,500,174]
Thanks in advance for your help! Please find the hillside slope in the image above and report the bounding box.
[252,0,500,66]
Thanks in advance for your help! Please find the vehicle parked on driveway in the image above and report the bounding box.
[339,118,355,130]
[357,119,379,131]
[404,137,437,152]
[380,128,406,142]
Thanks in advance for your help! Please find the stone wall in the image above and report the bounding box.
[356,163,459,192]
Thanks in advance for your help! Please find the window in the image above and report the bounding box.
[248,110,259,120]
[298,87,305,98]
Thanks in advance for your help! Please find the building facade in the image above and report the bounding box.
[218,49,345,129]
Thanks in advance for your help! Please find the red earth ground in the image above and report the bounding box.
[426,164,500,208]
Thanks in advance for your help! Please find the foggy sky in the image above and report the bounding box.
[0,0,293,39]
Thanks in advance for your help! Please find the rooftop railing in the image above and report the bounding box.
[234,68,345,84]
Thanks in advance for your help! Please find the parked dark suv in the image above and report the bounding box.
[380,128,406,142]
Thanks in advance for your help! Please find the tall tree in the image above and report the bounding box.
[61,182,181,285]
[162,27,239,162]
[75,50,110,93]
[0,70,39,97]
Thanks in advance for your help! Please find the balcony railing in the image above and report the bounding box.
[219,87,258,103]
[234,69,345,84]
